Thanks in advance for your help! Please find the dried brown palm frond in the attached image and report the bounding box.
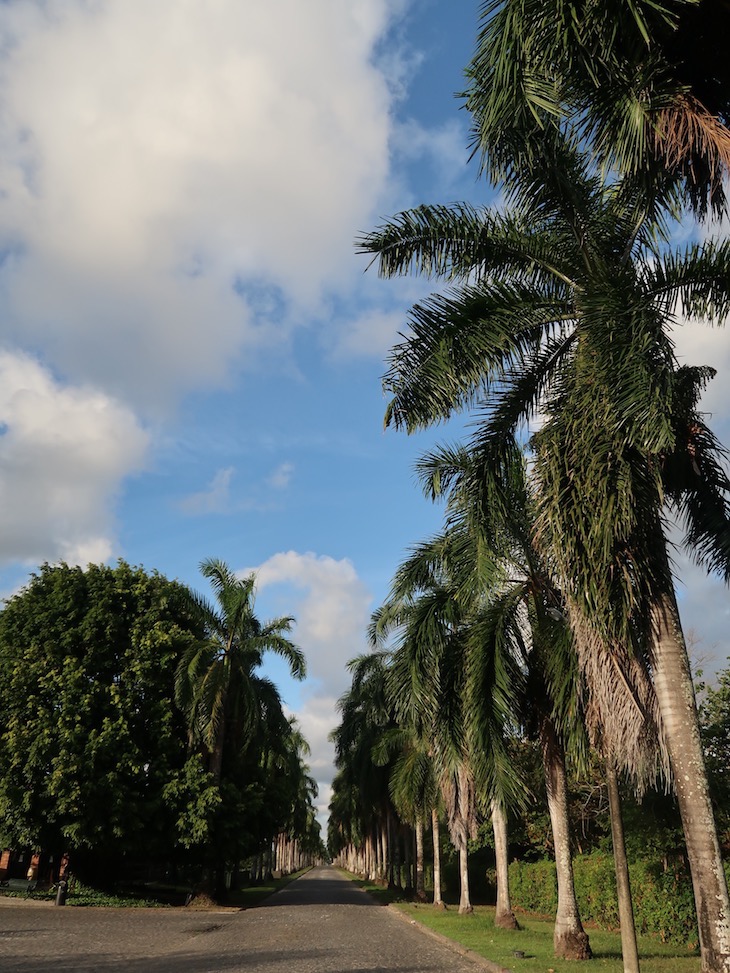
[568,602,670,797]
[440,762,479,850]
[652,93,730,188]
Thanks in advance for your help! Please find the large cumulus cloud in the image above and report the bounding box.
[0,350,148,567]
[0,0,397,409]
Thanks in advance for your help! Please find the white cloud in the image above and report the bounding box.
[0,350,148,566]
[0,0,400,410]
[289,693,340,826]
[267,462,294,490]
[667,289,730,678]
[178,466,235,515]
[255,550,372,693]
[329,308,408,361]
[671,545,730,680]
[392,116,471,188]
[252,550,374,826]
[672,318,730,438]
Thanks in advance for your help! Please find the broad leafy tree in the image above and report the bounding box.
[700,660,730,848]
[0,561,206,881]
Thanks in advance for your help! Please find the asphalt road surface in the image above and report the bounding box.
[0,866,493,972]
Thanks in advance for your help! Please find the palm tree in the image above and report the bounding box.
[267,719,320,875]
[358,135,730,970]
[373,563,494,915]
[464,0,730,215]
[330,652,398,883]
[373,725,439,903]
[409,444,596,957]
[176,557,305,783]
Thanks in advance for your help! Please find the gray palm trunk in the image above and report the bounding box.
[651,589,730,973]
[541,718,592,960]
[432,808,445,909]
[389,808,400,889]
[605,758,640,973]
[415,816,427,901]
[379,817,388,884]
[403,824,413,895]
[492,799,518,929]
[458,842,473,914]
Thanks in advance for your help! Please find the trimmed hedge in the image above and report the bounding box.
[507,854,730,947]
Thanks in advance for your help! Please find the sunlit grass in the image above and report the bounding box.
[341,873,700,973]
[396,903,701,973]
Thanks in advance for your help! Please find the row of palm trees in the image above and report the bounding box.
[175,558,323,896]
[332,3,730,971]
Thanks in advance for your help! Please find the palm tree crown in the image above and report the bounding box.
[176,557,305,780]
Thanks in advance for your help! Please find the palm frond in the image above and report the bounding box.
[384,283,572,432]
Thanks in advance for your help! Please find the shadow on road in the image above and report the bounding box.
[7,950,444,973]
[259,876,386,909]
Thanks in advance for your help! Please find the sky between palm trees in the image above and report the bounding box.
[0,0,727,826]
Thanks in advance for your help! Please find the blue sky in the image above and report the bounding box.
[0,0,728,826]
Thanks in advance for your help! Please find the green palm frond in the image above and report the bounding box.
[176,558,304,779]
[249,622,305,680]
[464,0,730,213]
[642,239,730,323]
[358,203,579,290]
[384,283,573,433]
[388,745,438,821]
[661,366,730,581]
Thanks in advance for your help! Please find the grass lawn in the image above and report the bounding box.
[342,873,701,973]
[0,869,310,909]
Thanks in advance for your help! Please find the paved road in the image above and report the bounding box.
[0,866,491,972]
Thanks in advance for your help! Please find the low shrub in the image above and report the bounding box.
[508,852,703,946]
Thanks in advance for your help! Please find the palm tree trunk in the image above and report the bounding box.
[415,816,427,901]
[403,824,413,896]
[492,799,519,929]
[432,808,445,910]
[606,758,640,973]
[541,717,592,960]
[382,809,391,886]
[392,814,402,889]
[196,706,228,900]
[651,589,730,973]
[458,841,473,915]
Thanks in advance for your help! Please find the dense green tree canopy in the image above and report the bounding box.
[0,559,321,887]
[0,561,208,868]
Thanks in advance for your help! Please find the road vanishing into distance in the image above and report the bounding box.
[1,866,497,973]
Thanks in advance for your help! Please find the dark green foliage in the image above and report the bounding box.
[699,662,730,849]
[508,853,706,946]
[508,857,558,917]
[0,559,321,887]
[0,561,207,870]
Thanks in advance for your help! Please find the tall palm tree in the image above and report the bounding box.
[267,719,320,875]
[176,557,306,782]
[373,724,439,903]
[409,443,597,957]
[464,0,730,215]
[330,652,398,883]
[373,562,497,915]
[358,135,730,970]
